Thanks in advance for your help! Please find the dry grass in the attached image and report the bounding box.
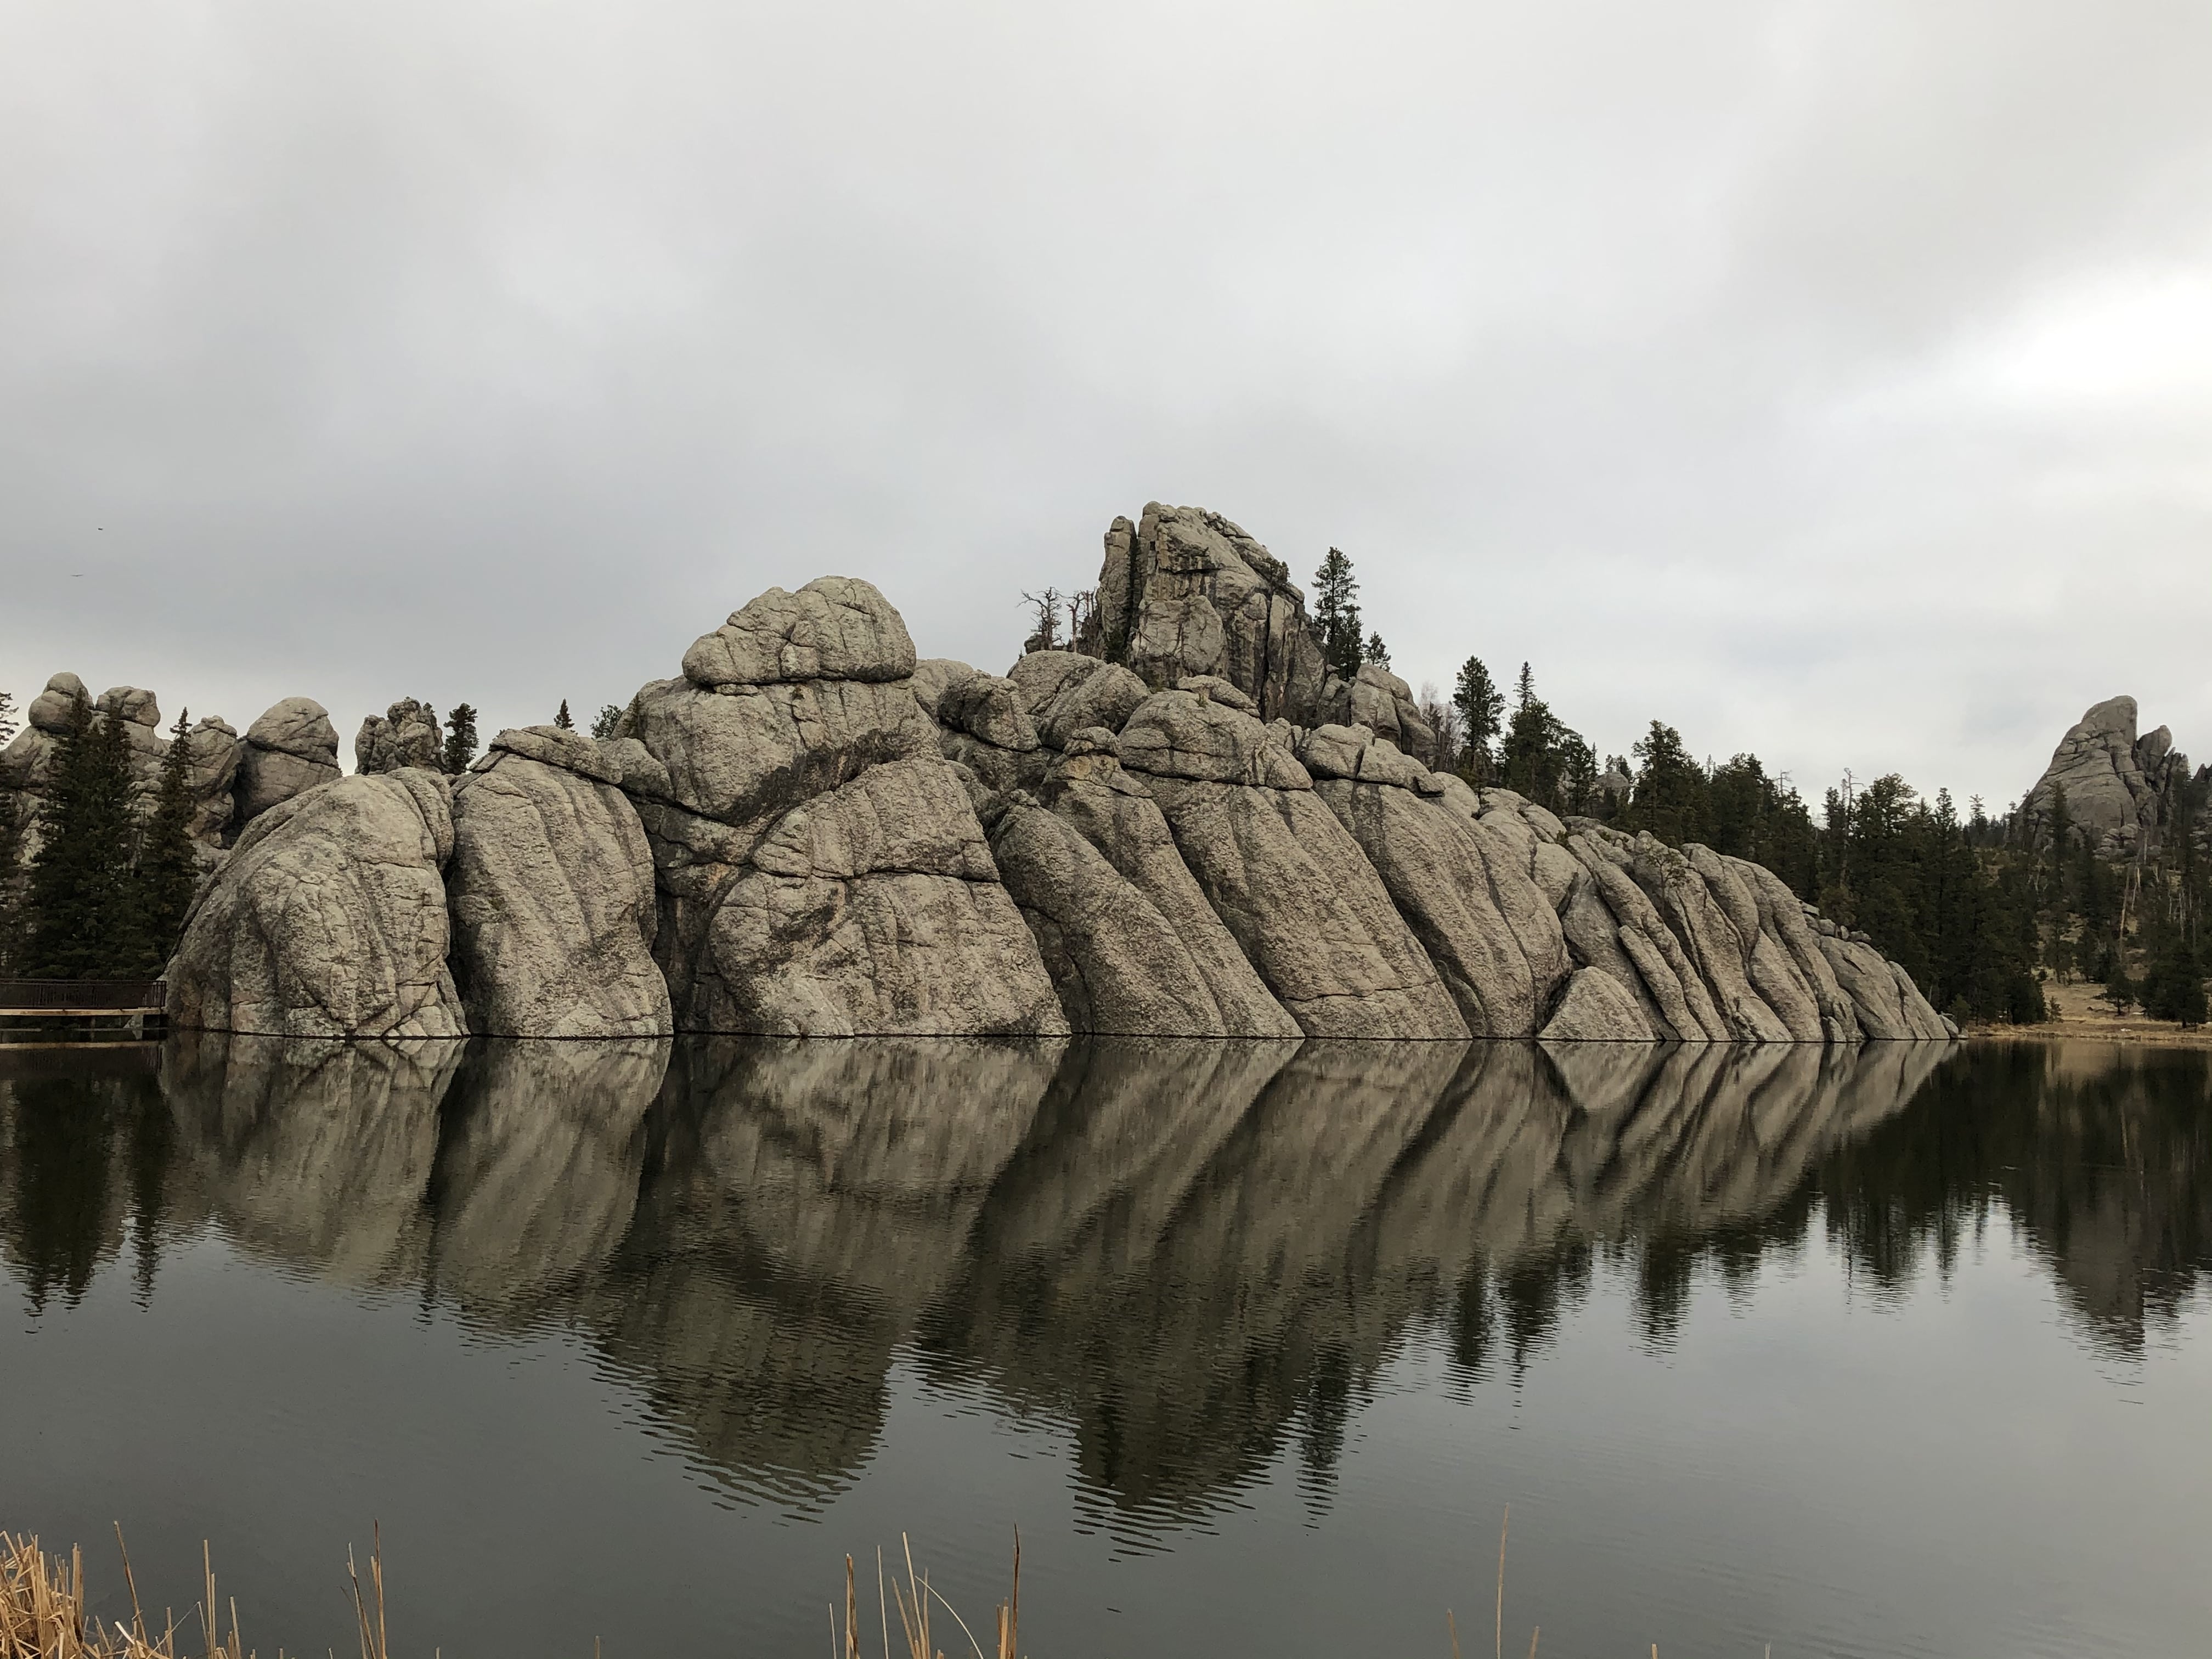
[1973,980,2212,1049]
[836,1534,1022,1659]
[2,1528,392,1659]
[8,1514,1612,1658]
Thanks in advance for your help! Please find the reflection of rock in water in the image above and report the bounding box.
[425,1039,668,1309]
[567,1038,1061,1505]
[40,1031,2210,1530]
[160,1031,463,1283]
[931,1038,1955,1517]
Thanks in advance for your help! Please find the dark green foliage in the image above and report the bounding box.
[1557,733,1599,816]
[441,703,479,775]
[21,689,140,978]
[591,704,624,740]
[1451,657,1503,785]
[1810,775,2047,1023]
[1626,722,1705,845]
[1498,664,1581,806]
[0,792,24,973]
[2098,956,2138,1017]
[2141,924,2207,1025]
[555,699,574,731]
[1363,630,1389,668]
[129,710,201,977]
[1311,548,1363,680]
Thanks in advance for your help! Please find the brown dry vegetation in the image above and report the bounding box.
[1972,979,2212,1049]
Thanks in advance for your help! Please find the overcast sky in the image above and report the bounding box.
[5,1,2209,811]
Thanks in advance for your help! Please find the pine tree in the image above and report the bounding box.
[1311,549,1363,679]
[555,699,574,731]
[22,688,140,978]
[0,792,24,973]
[441,703,479,774]
[2141,923,2207,1025]
[0,689,17,746]
[1451,657,1503,785]
[1362,631,1390,668]
[1628,721,1707,846]
[130,709,201,976]
[591,704,624,741]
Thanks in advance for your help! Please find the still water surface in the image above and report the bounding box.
[3,1035,2208,1657]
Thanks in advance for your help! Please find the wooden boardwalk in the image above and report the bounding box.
[0,979,167,1023]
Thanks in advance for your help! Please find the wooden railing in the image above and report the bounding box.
[0,979,168,1014]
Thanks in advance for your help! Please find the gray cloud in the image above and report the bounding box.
[5,0,2209,810]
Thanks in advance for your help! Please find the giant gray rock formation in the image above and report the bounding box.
[1092,504,1327,721]
[2019,695,2197,859]
[356,698,444,775]
[445,726,673,1037]
[1314,664,1439,770]
[619,576,1066,1036]
[167,769,467,1038]
[1006,651,1152,748]
[1302,723,1570,1035]
[1022,742,1301,1036]
[230,697,341,836]
[1114,690,1469,1038]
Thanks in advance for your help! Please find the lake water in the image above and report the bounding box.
[3,1034,2208,1658]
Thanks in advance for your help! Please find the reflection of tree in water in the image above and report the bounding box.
[0,1069,168,1311]
[1812,1043,2212,1355]
[7,1034,2208,1532]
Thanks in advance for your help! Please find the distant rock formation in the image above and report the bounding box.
[154,504,1951,1040]
[2020,695,2205,859]
[356,698,443,775]
[0,673,324,870]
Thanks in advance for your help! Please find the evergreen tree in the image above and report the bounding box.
[129,710,201,976]
[441,703,479,775]
[0,689,17,745]
[1363,631,1390,668]
[2141,923,2207,1025]
[555,699,574,731]
[1311,549,1363,679]
[0,792,24,973]
[1558,734,1599,816]
[1627,721,1706,846]
[1498,665,1587,808]
[22,689,140,978]
[591,704,624,741]
[2097,954,2138,1017]
[1452,657,1503,785]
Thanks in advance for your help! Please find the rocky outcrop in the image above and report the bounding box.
[356,698,443,775]
[619,577,1065,1036]
[2020,695,2197,859]
[1301,723,1569,1036]
[1539,966,1654,1040]
[139,503,1948,1043]
[0,673,243,859]
[167,769,467,1038]
[445,726,672,1037]
[1314,664,1438,770]
[230,697,341,836]
[1091,504,1327,721]
[1006,651,1150,747]
[1113,691,1468,1038]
